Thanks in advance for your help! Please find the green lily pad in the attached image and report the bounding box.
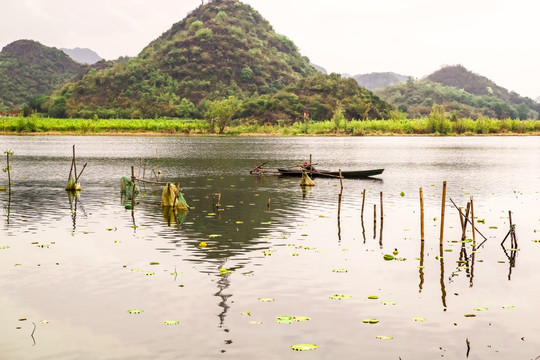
[149,262,159,265]
[475,307,488,311]
[381,301,397,305]
[332,269,348,273]
[413,317,425,322]
[362,318,379,324]
[276,316,294,324]
[376,336,393,340]
[290,344,318,351]
[464,314,476,317]
[329,294,351,300]
[164,320,179,325]
[209,234,222,238]
[220,268,234,274]
[502,305,516,309]
[127,309,144,314]
[0,245,10,249]
[258,297,275,302]
[294,316,310,322]
[383,254,395,261]
[400,192,405,197]
[368,295,379,299]
[241,312,251,316]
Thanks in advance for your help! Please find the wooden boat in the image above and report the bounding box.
[277,168,384,178]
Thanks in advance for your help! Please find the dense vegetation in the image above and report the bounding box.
[3,109,539,136]
[376,76,539,120]
[0,40,86,110]
[47,0,391,121]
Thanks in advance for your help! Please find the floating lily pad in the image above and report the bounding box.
[164,320,179,325]
[276,316,294,324]
[475,307,488,311]
[363,318,379,324]
[198,241,207,248]
[332,269,348,273]
[290,344,318,351]
[413,317,425,322]
[241,312,251,316]
[220,268,235,274]
[209,234,222,238]
[236,221,244,224]
[128,309,144,314]
[381,301,397,305]
[258,297,275,302]
[383,254,395,261]
[400,192,405,197]
[249,321,262,324]
[294,316,310,322]
[0,245,10,249]
[329,294,352,300]
[376,336,393,340]
[464,314,476,317]
[502,305,516,309]
[149,262,159,265]
[368,295,379,300]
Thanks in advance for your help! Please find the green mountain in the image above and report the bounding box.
[53,0,390,120]
[376,66,539,119]
[0,40,86,110]
[353,72,408,91]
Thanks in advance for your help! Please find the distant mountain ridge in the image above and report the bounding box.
[0,40,85,109]
[376,65,539,119]
[353,72,408,90]
[61,47,102,64]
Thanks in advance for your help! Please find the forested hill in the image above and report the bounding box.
[0,40,86,109]
[52,0,391,120]
[376,65,539,119]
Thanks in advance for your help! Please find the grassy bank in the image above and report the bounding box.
[2,116,540,136]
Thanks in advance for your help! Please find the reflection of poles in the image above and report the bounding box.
[379,191,383,247]
[418,238,425,292]
[67,191,79,231]
[419,187,424,241]
[373,204,376,240]
[439,245,447,308]
[131,166,137,229]
[470,197,476,246]
[470,242,476,287]
[215,260,232,329]
[337,170,343,242]
[361,189,366,243]
[501,211,518,248]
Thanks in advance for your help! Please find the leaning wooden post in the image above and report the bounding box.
[72,145,78,183]
[267,198,271,210]
[309,154,313,176]
[131,166,136,208]
[337,170,343,221]
[461,202,471,241]
[380,191,383,223]
[361,189,366,219]
[419,187,424,241]
[470,196,476,246]
[5,151,12,193]
[339,169,343,191]
[439,181,447,246]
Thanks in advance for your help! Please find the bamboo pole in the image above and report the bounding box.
[419,187,424,241]
[449,198,487,241]
[361,189,366,219]
[72,145,77,182]
[470,196,476,246]
[131,166,136,208]
[461,202,471,241]
[337,170,343,221]
[5,151,12,193]
[267,198,271,210]
[380,191,383,223]
[439,181,447,246]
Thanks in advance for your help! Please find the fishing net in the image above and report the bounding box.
[66,175,82,191]
[120,176,140,199]
[300,169,315,186]
[161,183,189,210]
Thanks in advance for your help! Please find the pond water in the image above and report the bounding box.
[0,135,539,360]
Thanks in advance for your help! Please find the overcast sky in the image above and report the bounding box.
[1,0,538,98]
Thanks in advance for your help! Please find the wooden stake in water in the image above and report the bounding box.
[361,189,366,219]
[380,191,383,223]
[131,166,136,209]
[267,198,271,210]
[439,181,447,246]
[470,196,476,246]
[419,187,424,241]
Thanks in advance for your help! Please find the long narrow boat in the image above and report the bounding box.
[277,168,384,178]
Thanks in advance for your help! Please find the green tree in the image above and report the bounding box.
[205,96,242,134]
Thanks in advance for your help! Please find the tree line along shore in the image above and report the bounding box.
[2,115,539,136]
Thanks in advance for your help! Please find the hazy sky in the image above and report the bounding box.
[1,0,538,98]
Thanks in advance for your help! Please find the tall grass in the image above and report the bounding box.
[1,116,539,135]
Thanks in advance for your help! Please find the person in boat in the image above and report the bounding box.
[250,162,267,175]
[301,161,316,173]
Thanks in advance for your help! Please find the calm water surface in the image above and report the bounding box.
[0,136,539,359]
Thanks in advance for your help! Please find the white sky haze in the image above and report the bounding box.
[1,0,538,98]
